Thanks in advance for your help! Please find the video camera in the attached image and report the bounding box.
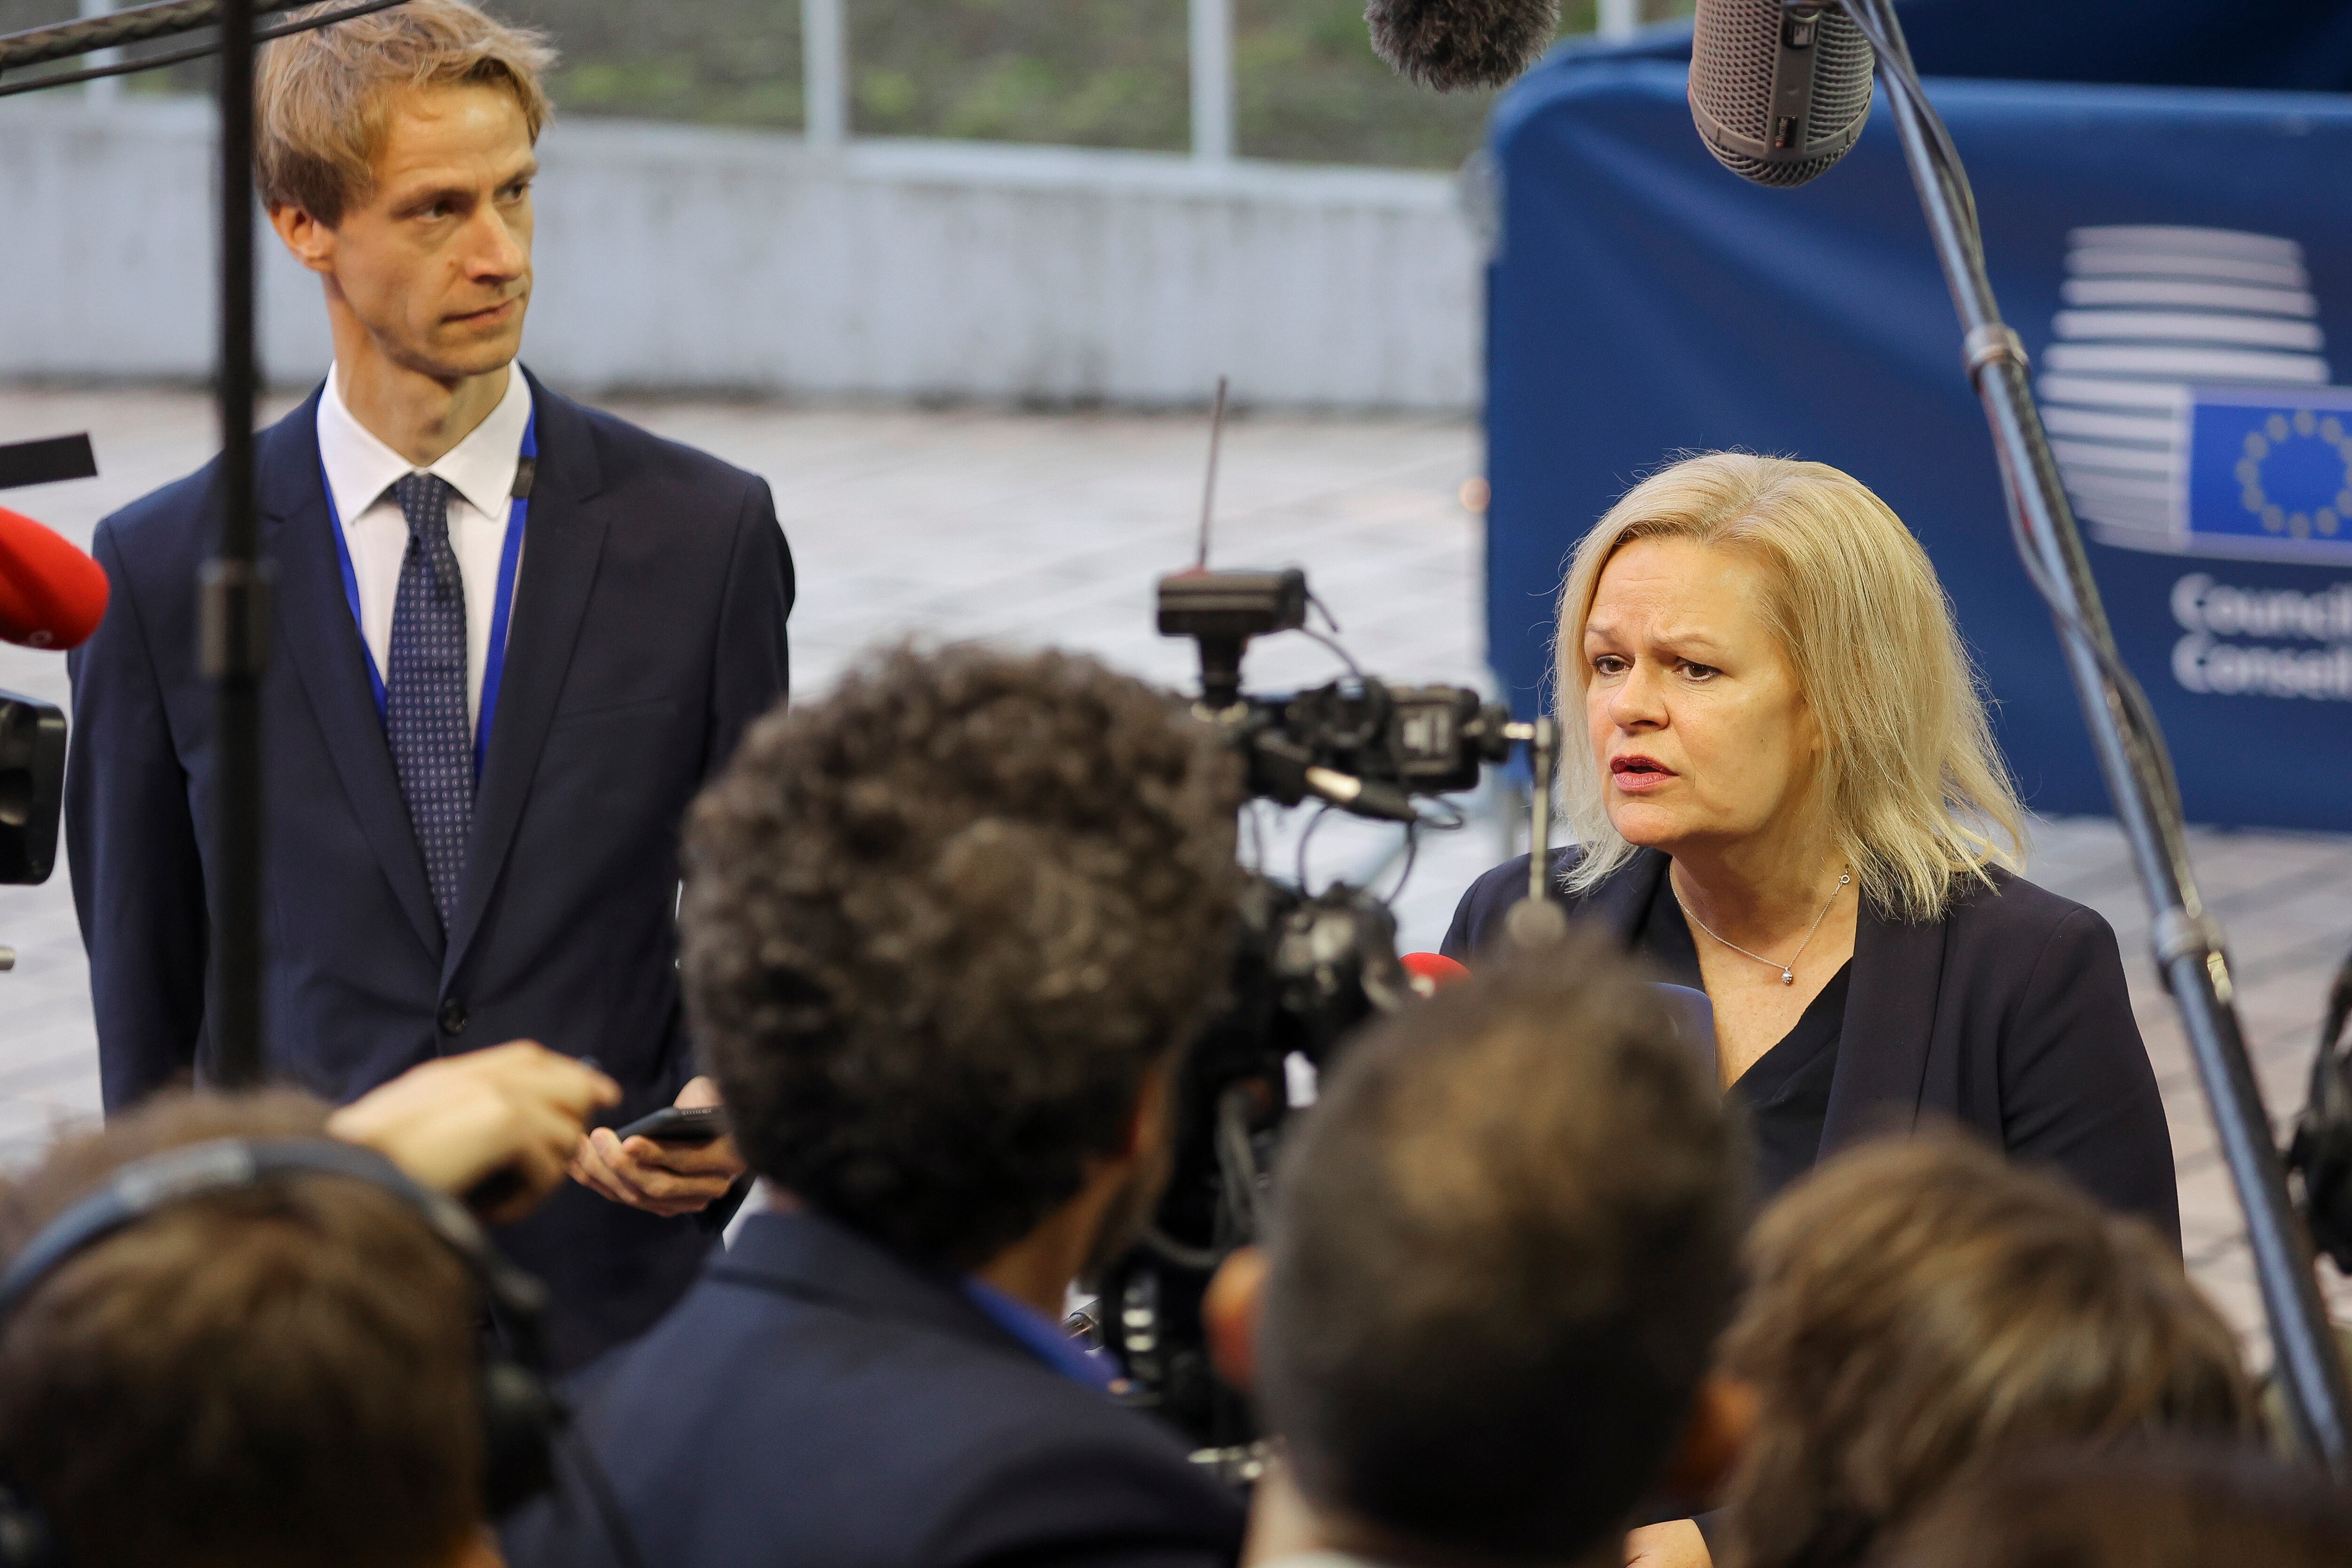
[1095,562,1564,1465]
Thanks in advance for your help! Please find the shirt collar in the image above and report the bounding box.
[317,362,534,524]
[958,1277,1120,1393]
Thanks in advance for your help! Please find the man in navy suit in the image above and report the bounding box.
[502,645,1249,1567]
[64,0,792,1368]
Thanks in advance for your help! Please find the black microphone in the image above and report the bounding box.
[1690,0,1875,187]
[1367,0,1563,92]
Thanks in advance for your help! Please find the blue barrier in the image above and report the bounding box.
[1484,51,2352,829]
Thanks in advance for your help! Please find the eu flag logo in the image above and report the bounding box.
[2185,385,2352,565]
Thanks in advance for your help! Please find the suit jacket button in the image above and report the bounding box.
[438,998,468,1036]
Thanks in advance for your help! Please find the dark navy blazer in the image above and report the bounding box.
[64,372,795,1366]
[501,1208,1248,1568]
[1443,847,2181,1245]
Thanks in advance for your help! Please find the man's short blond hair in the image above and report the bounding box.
[257,0,556,226]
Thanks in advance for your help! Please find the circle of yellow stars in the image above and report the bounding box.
[2237,409,2352,540]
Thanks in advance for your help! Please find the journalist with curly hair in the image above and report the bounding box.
[502,642,1251,1568]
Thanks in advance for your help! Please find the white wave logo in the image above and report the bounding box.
[2042,225,2331,556]
[2041,226,2352,699]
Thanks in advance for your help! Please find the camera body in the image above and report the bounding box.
[1160,565,1516,818]
[0,692,65,885]
[1097,571,1522,1453]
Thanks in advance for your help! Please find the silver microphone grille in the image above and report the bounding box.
[1690,0,1875,188]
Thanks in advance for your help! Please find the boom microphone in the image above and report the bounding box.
[1690,0,1875,187]
[1367,0,1561,92]
[0,509,110,651]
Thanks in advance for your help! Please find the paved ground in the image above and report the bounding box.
[1,385,2346,1357]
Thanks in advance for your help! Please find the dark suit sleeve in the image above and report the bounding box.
[66,521,208,1110]
[661,477,793,1116]
[703,475,794,777]
[1998,904,2181,1248]
[921,1432,1245,1568]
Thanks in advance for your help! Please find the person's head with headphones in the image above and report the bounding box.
[0,1070,597,1568]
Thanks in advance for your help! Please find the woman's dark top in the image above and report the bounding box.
[1629,867,1854,1207]
[1442,845,2181,1247]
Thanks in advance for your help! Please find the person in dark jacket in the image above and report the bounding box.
[501,644,1250,1568]
[1444,453,2177,1243]
[1222,939,1753,1568]
[64,1,791,1369]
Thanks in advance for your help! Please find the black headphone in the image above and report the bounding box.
[0,1137,568,1567]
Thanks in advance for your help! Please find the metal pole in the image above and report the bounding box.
[1189,0,1232,163]
[76,0,118,106]
[801,0,846,148]
[1847,0,2352,1468]
[1596,0,1641,40]
[203,0,268,1088]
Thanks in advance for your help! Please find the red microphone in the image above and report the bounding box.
[1401,951,1470,995]
[0,506,109,650]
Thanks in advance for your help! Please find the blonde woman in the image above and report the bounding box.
[1441,453,2176,1238]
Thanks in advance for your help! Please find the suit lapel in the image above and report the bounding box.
[1820,894,1947,1156]
[259,390,443,955]
[443,375,607,981]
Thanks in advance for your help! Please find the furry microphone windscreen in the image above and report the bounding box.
[1366,0,1562,91]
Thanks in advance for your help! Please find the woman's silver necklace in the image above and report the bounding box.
[1681,870,1852,986]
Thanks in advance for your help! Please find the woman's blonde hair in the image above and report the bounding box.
[1552,452,2024,922]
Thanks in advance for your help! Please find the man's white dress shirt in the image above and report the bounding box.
[315,363,533,732]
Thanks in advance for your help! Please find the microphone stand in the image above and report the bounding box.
[1835,0,2352,1466]
[203,0,269,1089]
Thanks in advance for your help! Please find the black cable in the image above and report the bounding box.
[0,0,302,71]
[557,1426,652,1568]
[1377,822,1420,907]
[0,0,408,99]
[1294,801,1335,891]
[1296,624,1367,681]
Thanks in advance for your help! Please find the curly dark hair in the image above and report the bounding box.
[681,642,1244,1270]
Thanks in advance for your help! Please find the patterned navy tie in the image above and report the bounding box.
[387,472,472,931]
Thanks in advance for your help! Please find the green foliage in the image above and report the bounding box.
[492,0,1605,165]
[495,0,808,128]
[0,0,1692,170]
[849,0,1189,149]
[1234,0,1604,166]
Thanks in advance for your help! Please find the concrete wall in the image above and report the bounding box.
[0,98,1481,409]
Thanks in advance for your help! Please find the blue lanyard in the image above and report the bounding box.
[958,1277,1120,1393]
[319,411,535,780]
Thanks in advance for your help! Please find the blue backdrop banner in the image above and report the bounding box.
[1483,57,2352,829]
